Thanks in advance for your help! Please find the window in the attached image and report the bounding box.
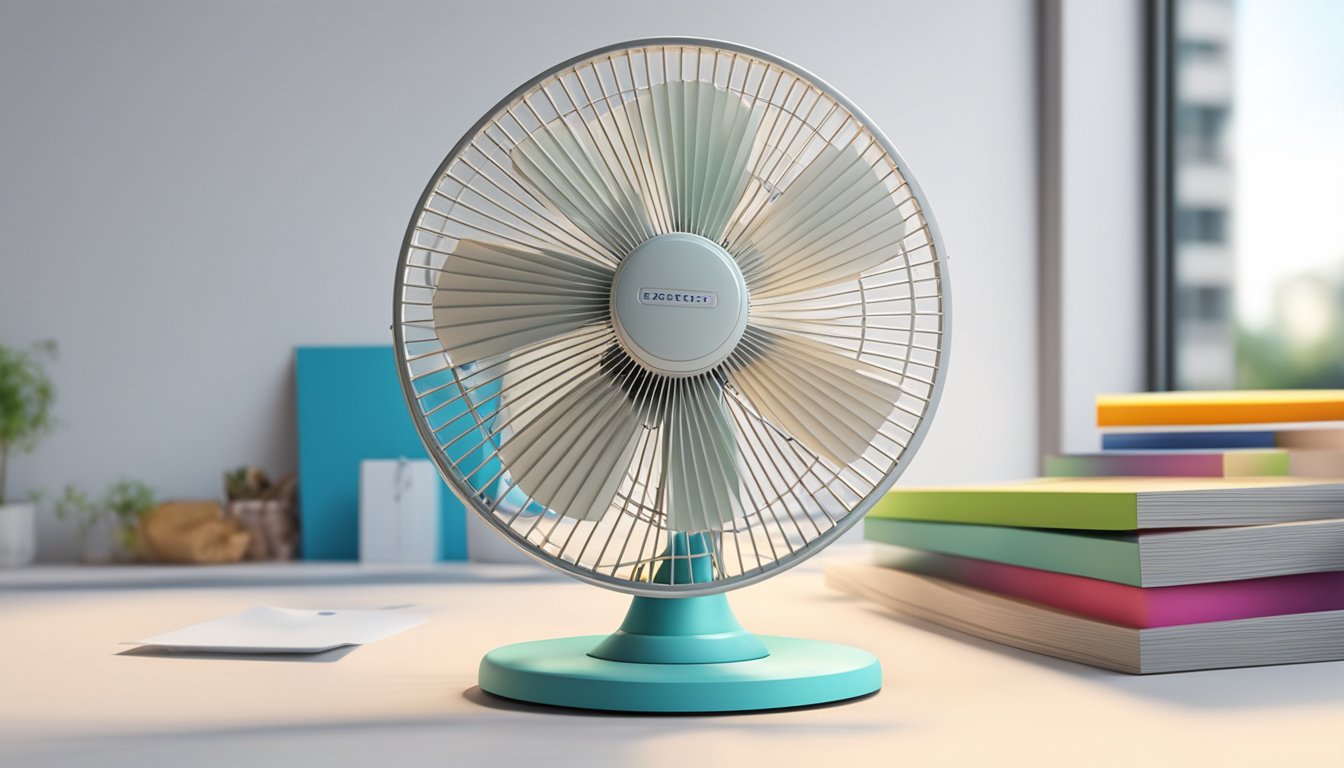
[1155,0,1344,390]
[1175,105,1226,161]
[1179,285,1228,324]
[1176,39,1224,65]
[1176,208,1226,243]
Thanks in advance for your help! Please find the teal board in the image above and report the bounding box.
[294,346,489,560]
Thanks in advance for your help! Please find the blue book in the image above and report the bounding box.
[1101,431,1276,450]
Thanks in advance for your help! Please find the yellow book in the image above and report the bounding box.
[1097,390,1344,427]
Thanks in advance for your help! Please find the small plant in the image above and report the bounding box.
[102,479,157,551]
[224,465,296,502]
[50,484,98,540]
[51,479,157,557]
[0,340,57,503]
[225,465,272,501]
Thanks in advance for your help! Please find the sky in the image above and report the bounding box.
[1232,0,1344,330]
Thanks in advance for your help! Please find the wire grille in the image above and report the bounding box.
[394,39,949,596]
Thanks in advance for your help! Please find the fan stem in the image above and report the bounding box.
[587,532,769,664]
[587,594,769,664]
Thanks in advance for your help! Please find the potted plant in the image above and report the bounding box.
[0,340,57,567]
[52,479,157,563]
[224,466,298,560]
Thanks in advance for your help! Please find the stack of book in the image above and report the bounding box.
[1052,389,1344,478]
[828,390,1344,674]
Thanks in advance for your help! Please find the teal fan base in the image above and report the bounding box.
[478,534,882,713]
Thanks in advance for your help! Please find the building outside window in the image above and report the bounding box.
[1164,0,1344,390]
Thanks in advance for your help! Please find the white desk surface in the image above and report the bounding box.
[2,548,1341,768]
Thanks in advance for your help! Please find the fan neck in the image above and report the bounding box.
[587,533,769,665]
[651,530,716,585]
[587,594,768,665]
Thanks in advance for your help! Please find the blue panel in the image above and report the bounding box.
[295,346,474,560]
[436,363,548,519]
[418,365,502,498]
[1101,431,1276,450]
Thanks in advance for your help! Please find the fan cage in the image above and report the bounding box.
[393,38,951,597]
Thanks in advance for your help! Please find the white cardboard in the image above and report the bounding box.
[360,459,440,564]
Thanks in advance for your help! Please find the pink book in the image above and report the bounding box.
[875,546,1344,628]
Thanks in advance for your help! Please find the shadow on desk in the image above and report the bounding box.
[6,691,899,768]
[864,609,1344,711]
[115,645,360,663]
[462,685,879,718]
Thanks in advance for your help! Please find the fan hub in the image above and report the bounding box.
[609,233,749,377]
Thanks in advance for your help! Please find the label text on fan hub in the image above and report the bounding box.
[637,288,719,308]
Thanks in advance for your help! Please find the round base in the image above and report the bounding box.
[479,635,881,713]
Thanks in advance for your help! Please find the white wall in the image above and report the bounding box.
[0,0,1039,560]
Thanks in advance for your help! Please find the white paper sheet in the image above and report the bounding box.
[133,606,426,654]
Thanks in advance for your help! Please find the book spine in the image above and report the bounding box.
[1045,451,1290,477]
[1101,431,1276,450]
[1097,393,1344,427]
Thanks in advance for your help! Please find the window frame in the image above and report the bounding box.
[1146,0,1176,391]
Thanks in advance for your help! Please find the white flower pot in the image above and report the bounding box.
[0,503,37,567]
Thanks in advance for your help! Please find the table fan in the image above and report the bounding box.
[393,38,949,712]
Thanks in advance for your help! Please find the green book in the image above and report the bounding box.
[866,477,1344,530]
[863,517,1344,587]
[1043,449,1290,478]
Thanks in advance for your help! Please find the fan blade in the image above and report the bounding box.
[650,81,768,240]
[662,376,742,533]
[727,327,902,467]
[511,109,654,256]
[735,142,913,299]
[496,340,644,523]
[489,325,614,438]
[637,81,764,241]
[747,280,867,353]
[511,81,765,253]
[433,239,612,364]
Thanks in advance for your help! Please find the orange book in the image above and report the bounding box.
[1097,390,1344,427]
